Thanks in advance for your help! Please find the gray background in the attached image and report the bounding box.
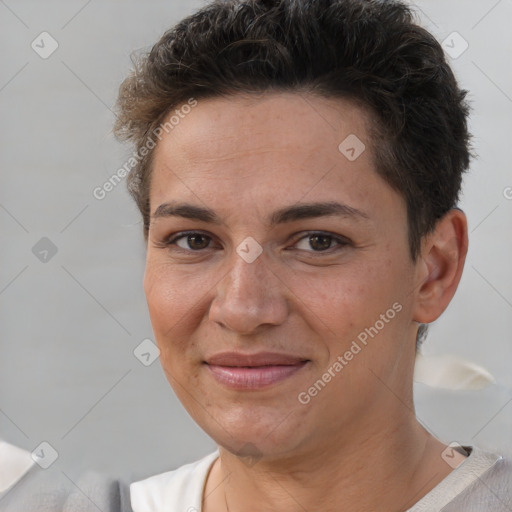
[1,0,511,484]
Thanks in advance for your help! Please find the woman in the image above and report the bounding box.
[113,0,512,510]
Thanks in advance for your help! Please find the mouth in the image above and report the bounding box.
[204,352,310,390]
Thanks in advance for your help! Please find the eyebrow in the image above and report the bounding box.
[151,201,369,226]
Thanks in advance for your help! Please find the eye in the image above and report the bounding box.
[293,232,349,252]
[157,230,350,254]
[165,231,215,251]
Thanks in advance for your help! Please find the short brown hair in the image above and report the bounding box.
[114,0,471,260]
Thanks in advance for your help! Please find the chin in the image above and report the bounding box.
[195,401,310,457]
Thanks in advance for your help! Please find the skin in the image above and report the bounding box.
[144,93,468,512]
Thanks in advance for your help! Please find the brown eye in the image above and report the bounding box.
[293,232,349,253]
[180,233,211,250]
[164,232,214,251]
[308,234,333,251]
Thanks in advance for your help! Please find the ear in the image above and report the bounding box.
[412,209,468,324]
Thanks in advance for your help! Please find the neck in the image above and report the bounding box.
[205,411,455,512]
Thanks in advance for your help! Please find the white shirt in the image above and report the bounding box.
[130,445,512,511]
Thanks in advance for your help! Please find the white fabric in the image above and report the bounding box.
[130,451,219,512]
[130,446,504,512]
[414,353,496,390]
[0,441,35,494]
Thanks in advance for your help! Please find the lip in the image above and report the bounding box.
[204,352,310,390]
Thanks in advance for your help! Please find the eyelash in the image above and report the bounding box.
[157,230,350,255]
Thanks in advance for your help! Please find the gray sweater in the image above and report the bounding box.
[0,467,132,512]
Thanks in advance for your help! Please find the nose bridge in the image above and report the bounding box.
[209,247,287,333]
[228,249,270,298]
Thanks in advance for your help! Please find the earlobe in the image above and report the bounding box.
[412,209,468,324]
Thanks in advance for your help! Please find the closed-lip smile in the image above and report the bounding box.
[204,352,310,389]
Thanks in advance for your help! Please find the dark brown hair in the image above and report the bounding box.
[114,0,471,261]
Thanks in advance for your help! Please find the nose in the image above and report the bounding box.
[208,248,288,335]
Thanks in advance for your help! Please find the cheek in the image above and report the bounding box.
[144,261,206,352]
[300,264,392,329]
[302,260,408,360]
[144,264,207,398]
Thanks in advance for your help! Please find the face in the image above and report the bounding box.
[144,93,421,461]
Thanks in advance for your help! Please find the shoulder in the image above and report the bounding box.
[0,467,130,512]
[406,444,512,512]
[454,446,512,510]
[130,451,219,512]
[466,445,512,489]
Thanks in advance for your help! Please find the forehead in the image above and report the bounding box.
[153,93,371,168]
[148,93,402,226]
